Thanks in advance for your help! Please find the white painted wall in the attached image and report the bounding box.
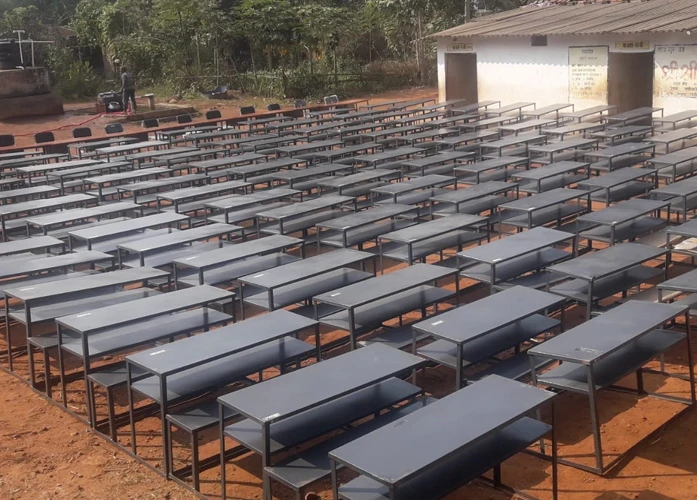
[436,31,697,115]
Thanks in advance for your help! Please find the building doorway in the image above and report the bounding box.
[445,53,478,104]
[608,51,654,116]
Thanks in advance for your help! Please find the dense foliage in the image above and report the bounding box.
[0,0,525,98]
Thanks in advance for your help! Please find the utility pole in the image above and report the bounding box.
[13,30,26,65]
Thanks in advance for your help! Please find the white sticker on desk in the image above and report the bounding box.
[431,320,444,326]
[254,273,265,278]
[150,349,166,356]
[330,292,341,297]
[263,413,281,422]
[19,287,34,291]
[76,312,91,318]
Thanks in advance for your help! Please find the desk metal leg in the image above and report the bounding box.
[219,403,228,500]
[587,366,604,473]
[551,398,558,500]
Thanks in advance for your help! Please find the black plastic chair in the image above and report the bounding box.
[35,132,55,144]
[72,127,92,139]
[0,134,15,147]
[323,95,339,105]
[267,103,281,111]
[240,106,255,115]
[177,114,193,124]
[294,99,307,109]
[142,118,159,128]
[205,110,222,120]
[104,123,124,135]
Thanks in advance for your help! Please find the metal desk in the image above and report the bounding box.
[485,102,535,117]
[575,198,670,246]
[314,264,457,349]
[528,138,598,163]
[429,180,518,217]
[256,195,354,236]
[577,167,658,206]
[561,104,616,123]
[591,125,653,146]
[26,202,142,237]
[329,375,557,500]
[645,146,697,182]
[547,243,668,319]
[371,174,456,204]
[479,132,546,157]
[644,127,697,153]
[511,161,590,194]
[498,188,592,230]
[529,300,693,474]
[605,107,663,126]
[217,343,425,500]
[459,226,575,293]
[454,156,529,184]
[583,142,655,172]
[653,110,697,130]
[651,177,697,222]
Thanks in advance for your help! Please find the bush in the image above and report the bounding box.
[44,46,104,100]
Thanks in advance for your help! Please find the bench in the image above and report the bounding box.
[264,395,434,500]
[165,401,240,490]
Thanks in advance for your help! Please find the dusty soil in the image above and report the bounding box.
[1,87,697,499]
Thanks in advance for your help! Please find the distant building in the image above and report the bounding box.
[432,0,697,114]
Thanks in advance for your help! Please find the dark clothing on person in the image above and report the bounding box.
[121,71,137,112]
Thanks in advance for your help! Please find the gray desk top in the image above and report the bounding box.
[0,250,113,280]
[84,167,169,185]
[480,133,545,149]
[317,169,397,189]
[371,174,455,195]
[412,286,562,344]
[26,202,140,228]
[606,107,662,122]
[56,284,233,335]
[542,122,605,135]
[0,154,69,169]
[240,248,373,289]
[658,268,697,293]
[548,243,666,281]
[488,102,535,114]
[156,180,251,202]
[652,177,697,197]
[562,104,615,119]
[591,125,652,139]
[0,194,95,217]
[666,218,697,238]
[328,375,554,485]
[528,138,598,153]
[46,162,130,180]
[314,263,453,309]
[189,153,267,170]
[173,234,302,270]
[459,226,571,264]
[0,185,59,200]
[500,188,588,212]
[401,151,472,167]
[204,188,300,211]
[95,140,168,155]
[451,100,500,113]
[4,266,168,302]
[654,110,697,123]
[69,212,188,243]
[16,159,104,175]
[125,147,197,161]
[270,163,351,181]
[317,204,417,231]
[256,195,353,220]
[432,130,500,144]
[454,156,528,174]
[512,161,589,181]
[116,174,206,194]
[274,140,342,155]
[579,167,657,189]
[350,147,423,164]
[380,213,485,243]
[524,103,573,116]
[430,181,515,204]
[582,142,654,159]
[645,128,697,144]
[499,119,556,133]
[578,199,669,226]
[218,343,423,423]
[0,235,63,256]
[646,147,697,166]
[118,224,241,254]
[529,300,684,364]
[127,309,316,376]
[68,137,138,150]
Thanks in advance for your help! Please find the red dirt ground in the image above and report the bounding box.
[1,87,697,500]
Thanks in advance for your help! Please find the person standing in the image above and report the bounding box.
[120,67,137,114]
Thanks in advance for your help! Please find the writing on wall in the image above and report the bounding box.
[569,46,608,103]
